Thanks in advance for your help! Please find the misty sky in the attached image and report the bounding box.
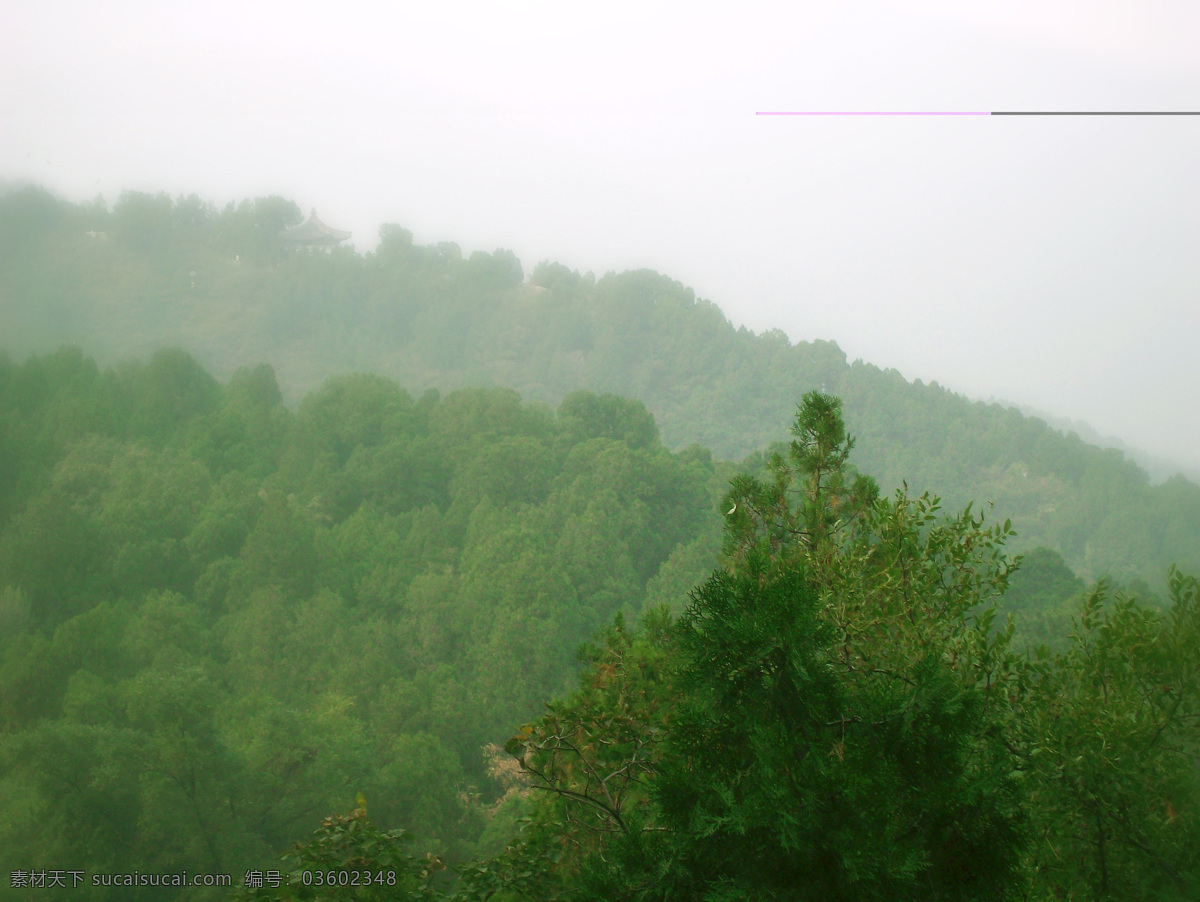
[3,1,1198,470]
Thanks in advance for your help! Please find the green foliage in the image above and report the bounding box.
[557,392,659,450]
[0,209,1197,893]
[662,395,1024,900]
[722,393,880,560]
[212,197,303,263]
[505,611,678,835]
[496,393,1200,901]
[501,393,1025,900]
[656,557,1024,901]
[1,341,1190,899]
[3,186,1195,588]
[0,349,718,899]
[999,546,1084,649]
[1003,546,1084,615]
[1011,568,1200,899]
[237,803,443,901]
[113,190,175,256]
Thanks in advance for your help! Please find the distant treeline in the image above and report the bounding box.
[1,185,1198,588]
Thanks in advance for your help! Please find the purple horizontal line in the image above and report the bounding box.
[756,111,989,116]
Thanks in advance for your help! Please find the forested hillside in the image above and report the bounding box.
[2,184,1198,586]
[1,351,1195,900]
[464,396,1200,902]
[0,347,724,897]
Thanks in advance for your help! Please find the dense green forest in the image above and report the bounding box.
[2,185,1198,589]
[470,396,1200,901]
[2,184,1199,899]
[0,347,725,897]
[0,347,1195,897]
[236,396,1198,902]
[1,351,1196,899]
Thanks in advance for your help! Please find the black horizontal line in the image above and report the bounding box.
[992,111,1200,116]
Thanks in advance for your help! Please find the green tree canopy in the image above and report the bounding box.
[500,393,1200,901]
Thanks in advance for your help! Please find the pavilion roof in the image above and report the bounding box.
[281,209,351,246]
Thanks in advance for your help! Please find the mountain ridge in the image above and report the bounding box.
[2,184,1197,587]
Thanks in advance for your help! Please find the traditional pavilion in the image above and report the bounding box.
[281,209,351,248]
